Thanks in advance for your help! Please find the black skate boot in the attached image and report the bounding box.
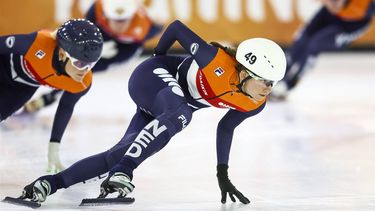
[80,172,135,206]
[32,179,51,202]
[2,179,51,208]
[108,172,135,197]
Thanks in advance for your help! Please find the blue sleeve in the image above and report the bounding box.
[154,20,217,68]
[85,3,97,23]
[49,87,90,142]
[144,23,163,41]
[0,32,37,55]
[367,2,375,16]
[216,102,266,165]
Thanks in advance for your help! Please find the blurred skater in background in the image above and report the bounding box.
[22,0,163,173]
[0,18,102,133]
[270,0,375,100]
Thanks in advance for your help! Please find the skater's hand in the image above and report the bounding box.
[216,164,250,204]
[101,40,118,59]
[46,143,66,173]
[24,98,44,113]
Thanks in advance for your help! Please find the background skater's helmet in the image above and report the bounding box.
[102,0,139,20]
[57,19,103,63]
[236,38,286,82]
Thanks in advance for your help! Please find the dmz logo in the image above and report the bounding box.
[214,67,224,76]
[35,50,46,59]
[125,119,167,158]
[153,68,184,97]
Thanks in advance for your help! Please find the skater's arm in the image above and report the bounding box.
[49,87,91,142]
[367,1,375,15]
[84,3,97,23]
[216,103,266,165]
[154,20,217,68]
[0,32,37,54]
[215,103,265,205]
[144,23,163,41]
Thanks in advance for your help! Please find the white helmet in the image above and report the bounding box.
[236,38,286,82]
[102,0,139,20]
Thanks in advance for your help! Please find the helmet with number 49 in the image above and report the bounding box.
[236,38,286,82]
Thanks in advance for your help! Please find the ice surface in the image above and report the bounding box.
[1,53,374,210]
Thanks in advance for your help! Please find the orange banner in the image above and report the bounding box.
[0,0,374,48]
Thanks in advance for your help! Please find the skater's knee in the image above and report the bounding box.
[307,37,326,55]
[164,103,192,134]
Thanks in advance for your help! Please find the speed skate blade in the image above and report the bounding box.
[80,197,135,206]
[2,196,41,209]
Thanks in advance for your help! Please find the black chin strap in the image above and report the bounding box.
[56,58,69,75]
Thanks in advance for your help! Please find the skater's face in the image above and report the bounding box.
[108,18,132,34]
[58,49,92,82]
[239,70,273,101]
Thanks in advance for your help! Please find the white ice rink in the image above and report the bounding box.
[1,53,374,210]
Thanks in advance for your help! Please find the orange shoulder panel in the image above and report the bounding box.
[43,71,92,93]
[123,9,152,41]
[24,31,92,93]
[337,0,372,21]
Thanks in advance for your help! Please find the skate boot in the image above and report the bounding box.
[105,172,135,198]
[80,172,135,206]
[22,179,51,203]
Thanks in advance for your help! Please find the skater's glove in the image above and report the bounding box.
[99,176,116,198]
[46,142,66,173]
[216,164,250,204]
[24,98,44,113]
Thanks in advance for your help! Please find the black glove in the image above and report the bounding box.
[216,164,250,204]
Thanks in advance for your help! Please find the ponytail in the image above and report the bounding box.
[210,42,237,57]
[210,42,243,72]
